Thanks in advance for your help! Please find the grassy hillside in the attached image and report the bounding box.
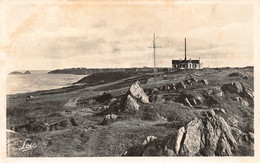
[6,67,254,157]
[75,72,135,85]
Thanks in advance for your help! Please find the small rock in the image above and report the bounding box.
[196,98,203,105]
[184,98,193,107]
[207,90,213,95]
[110,98,117,104]
[184,79,192,86]
[235,97,249,106]
[143,135,157,145]
[191,98,197,105]
[176,81,187,89]
[165,148,174,156]
[26,95,35,101]
[198,79,209,85]
[190,77,198,83]
[103,114,118,124]
[208,110,216,117]
[123,150,128,156]
[243,88,254,100]
[103,105,109,109]
[169,83,175,90]
[232,82,243,93]
[220,108,226,114]
[88,99,95,105]
[228,116,238,127]
[248,132,254,142]
[241,100,249,106]
[214,91,223,97]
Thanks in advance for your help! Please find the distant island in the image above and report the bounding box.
[24,71,31,74]
[47,67,170,75]
[9,71,31,75]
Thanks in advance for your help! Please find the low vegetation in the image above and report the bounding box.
[6,67,254,156]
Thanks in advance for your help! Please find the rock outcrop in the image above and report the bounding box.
[124,110,243,156]
[128,81,150,104]
[100,81,149,116]
[222,82,254,101]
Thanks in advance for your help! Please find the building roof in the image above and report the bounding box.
[172,59,200,64]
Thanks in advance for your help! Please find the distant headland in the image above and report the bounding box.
[47,67,171,75]
[9,71,32,75]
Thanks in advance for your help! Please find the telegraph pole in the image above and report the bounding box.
[148,33,161,73]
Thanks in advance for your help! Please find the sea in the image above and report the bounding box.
[7,70,86,95]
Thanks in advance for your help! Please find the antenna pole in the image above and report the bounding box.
[153,33,156,73]
[149,33,161,74]
[185,38,187,61]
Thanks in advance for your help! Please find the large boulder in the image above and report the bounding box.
[128,81,150,104]
[124,95,140,111]
[222,81,243,94]
[231,82,243,93]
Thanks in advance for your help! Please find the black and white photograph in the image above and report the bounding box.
[1,0,259,161]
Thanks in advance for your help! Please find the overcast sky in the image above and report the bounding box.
[4,0,254,71]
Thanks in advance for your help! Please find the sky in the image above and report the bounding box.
[2,0,255,71]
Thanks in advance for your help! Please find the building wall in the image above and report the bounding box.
[172,63,201,69]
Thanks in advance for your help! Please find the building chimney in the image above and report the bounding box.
[185,38,187,61]
[199,57,200,69]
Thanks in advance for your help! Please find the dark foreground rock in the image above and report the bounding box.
[123,109,253,156]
